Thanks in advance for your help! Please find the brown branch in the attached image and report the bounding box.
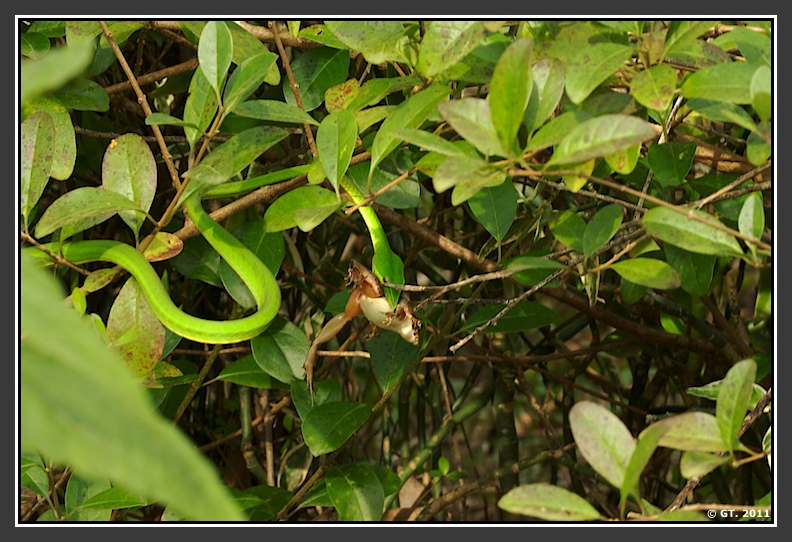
[375,204,721,358]
[103,58,199,95]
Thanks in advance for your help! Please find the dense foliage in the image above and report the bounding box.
[19,19,772,523]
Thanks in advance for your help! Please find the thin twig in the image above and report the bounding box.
[510,166,772,252]
[694,162,772,209]
[269,20,318,159]
[345,167,415,215]
[103,58,199,95]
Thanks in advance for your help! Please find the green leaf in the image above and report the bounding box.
[437,98,508,157]
[144,113,201,130]
[646,141,697,187]
[51,78,110,112]
[299,24,348,50]
[21,31,51,59]
[326,463,385,521]
[498,483,602,521]
[569,401,635,489]
[325,78,360,113]
[549,114,657,166]
[301,401,371,456]
[661,20,718,61]
[524,57,565,133]
[21,256,244,521]
[663,244,715,296]
[729,26,771,67]
[620,423,669,515]
[679,451,731,479]
[291,379,343,421]
[746,124,771,166]
[431,155,505,205]
[346,162,421,210]
[222,51,279,115]
[213,354,288,389]
[488,38,533,155]
[461,301,559,334]
[369,84,450,177]
[183,67,219,150]
[655,509,708,521]
[284,47,350,112]
[20,111,55,230]
[550,210,586,252]
[665,39,730,69]
[389,128,464,156]
[347,75,421,111]
[354,105,395,133]
[583,203,623,259]
[230,483,294,520]
[642,206,744,258]
[525,110,592,152]
[604,143,640,175]
[346,75,422,112]
[234,99,320,126]
[225,22,276,71]
[417,21,488,79]
[21,97,76,181]
[168,235,223,289]
[197,21,233,98]
[101,133,157,238]
[251,317,310,385]
[317,110,358,196]
[467,181,518,243]
[263,185,342,232]
[369,332,420,393]
[106,278,165,378]
[324,21,406,65]
[182,126,289,185]
[75,486,148,512]
[64,476,113,521]
[564,43,633,104]
[563,159,593,194]
[687,380,766,411]
[716,359,757,453]
[610,258,681,290]
[630,64,678,112]
[649,411,730,453]
[505,255,568,287]
[680,61,762,104]
[21,39,94,105]
[750,65,771,122]
[686,98,758,134]
[34,186,141,240]
[738,193,765,254]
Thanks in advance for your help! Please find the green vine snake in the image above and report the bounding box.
[24,164,401,345]
[24,194,282,344]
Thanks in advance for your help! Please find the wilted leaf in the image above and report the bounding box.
[569,401,635,489]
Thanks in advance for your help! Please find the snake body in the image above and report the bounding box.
[25,195,281,344]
